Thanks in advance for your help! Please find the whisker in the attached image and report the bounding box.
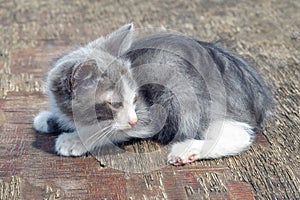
[83,126,108,142]
[85,125,114,147]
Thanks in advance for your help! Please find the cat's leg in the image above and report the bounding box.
[167,120,254,165]
[33,111,60,133]
[34,111,73,134]
[55,131,88,156]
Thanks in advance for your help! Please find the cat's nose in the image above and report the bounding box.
[128,118,138,127]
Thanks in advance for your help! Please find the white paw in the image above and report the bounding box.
[167,140,203,166]
[33,111,53,133]
[55,132,87,156]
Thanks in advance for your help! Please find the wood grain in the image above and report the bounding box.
[0,0,299,199]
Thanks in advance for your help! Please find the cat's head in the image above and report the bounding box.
[72,59,139,131]
[52,24,140,131]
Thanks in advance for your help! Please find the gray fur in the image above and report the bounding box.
[33,24,271,163]
[126,34,271,144]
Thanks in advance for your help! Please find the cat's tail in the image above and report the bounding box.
[33,111,62,134]
[168,120,255,165]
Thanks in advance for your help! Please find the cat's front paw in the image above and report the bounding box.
[55,132,87,156]
[33,111,54,133]
[167,139,203,166]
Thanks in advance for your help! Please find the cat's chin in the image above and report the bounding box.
[113,124,133,131]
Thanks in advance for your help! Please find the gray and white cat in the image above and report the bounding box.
[33,23,271,165]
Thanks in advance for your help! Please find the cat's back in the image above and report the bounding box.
[127,33,208,65]
[126,33,272,128]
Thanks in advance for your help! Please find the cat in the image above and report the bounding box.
[33,23,271,165]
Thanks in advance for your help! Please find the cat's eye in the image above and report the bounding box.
[108,101,123,109]
[133,96,138,104]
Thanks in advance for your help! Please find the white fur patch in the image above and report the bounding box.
[168,120,254,165]
[33,111,53,133]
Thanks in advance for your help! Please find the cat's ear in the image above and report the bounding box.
[71,60,99,89]
[102,23,134,57]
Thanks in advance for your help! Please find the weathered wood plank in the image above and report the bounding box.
[0,0,299,199]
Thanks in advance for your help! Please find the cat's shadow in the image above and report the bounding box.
[31,130,149,156]
[31,129,169,172]
[31,130,60,155]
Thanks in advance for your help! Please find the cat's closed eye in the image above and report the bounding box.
[107,102,123,109]
[133,96,137,104]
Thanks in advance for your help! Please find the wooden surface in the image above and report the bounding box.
[0,0,299,199]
